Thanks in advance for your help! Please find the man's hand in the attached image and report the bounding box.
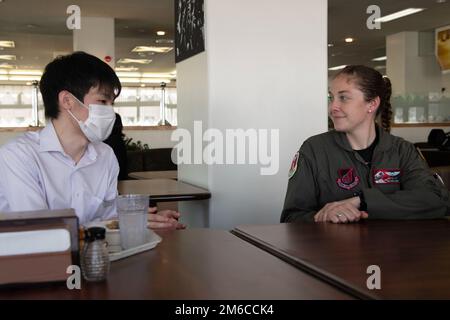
[314,197,368,223]
[147,207,186,230]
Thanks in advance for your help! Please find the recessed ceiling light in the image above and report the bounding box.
[344,38,354,43]
[138,52,155,57]
[0,63,15,69]
[155,39,174,44]
[115,66,139,72]
[375,65,386,70]
[132,46,173,53]
[140,84,146,87]
[156,31,166,36]
[328,65,347,71]
[328,43,334,47]
[372,56,387,61]
[374,8,425,23]
[0,41,15,48]
[0,55,16,60]
[117,58,152,64]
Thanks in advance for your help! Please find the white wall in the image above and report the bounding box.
[177,0,328,230]
[176,52,210,228]
[387,32,442,96]
[443,73,450,92]
[73,17,115,68]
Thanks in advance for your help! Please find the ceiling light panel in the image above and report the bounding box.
[0,41,15,48]
[117,58,152,64]
[132,46,173,53]
[375,8,425,23]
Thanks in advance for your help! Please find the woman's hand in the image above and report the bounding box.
[314,197,368,223]
[147,207,186,230]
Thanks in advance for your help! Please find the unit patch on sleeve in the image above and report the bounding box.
[373,169,401,184]
[288,152,300,179]
[336,167,360,190]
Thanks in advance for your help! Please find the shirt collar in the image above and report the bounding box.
[39,120,98,161]
[39,120,65,153]
[85,142,98,161]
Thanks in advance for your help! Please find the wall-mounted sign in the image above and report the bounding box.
[175,0,205,63]
[436,25,450,74]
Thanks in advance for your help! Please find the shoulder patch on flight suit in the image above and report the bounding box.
[336,168,360,190]
[288,152,300,179]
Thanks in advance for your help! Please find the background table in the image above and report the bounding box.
[232,220,450,299]
[118,178,210,202]
[128,170,178,180]
[0,229,353,299]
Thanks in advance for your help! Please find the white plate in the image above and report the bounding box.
[108,230,162,262]
[84,220,161,261]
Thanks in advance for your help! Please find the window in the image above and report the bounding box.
[0,84,176,127]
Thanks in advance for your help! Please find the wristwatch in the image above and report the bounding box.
[353,191,367,211]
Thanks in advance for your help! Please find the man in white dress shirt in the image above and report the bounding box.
[0,52,184,229]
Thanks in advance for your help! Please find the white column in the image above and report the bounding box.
[387,31,442,96]
[73,17,115,68]
[176,0,328,229]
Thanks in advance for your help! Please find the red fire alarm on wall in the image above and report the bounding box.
[104,55,112,63]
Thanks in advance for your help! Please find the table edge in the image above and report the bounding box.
[230,228,379,300]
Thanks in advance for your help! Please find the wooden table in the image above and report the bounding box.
[0,229,353,299]
[128,170,178,180]
[232,220,450,299]
[118,178,210,202]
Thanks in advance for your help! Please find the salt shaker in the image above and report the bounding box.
[81,227,110,282]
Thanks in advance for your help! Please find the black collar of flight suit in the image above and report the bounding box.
[332,125,392,154]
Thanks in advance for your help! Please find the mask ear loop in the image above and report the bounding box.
[66,93,89,123]
[69,93,89,111]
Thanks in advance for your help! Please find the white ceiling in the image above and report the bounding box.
[328,0,450,73]
[1,0,450,77]
[0,0,175,73]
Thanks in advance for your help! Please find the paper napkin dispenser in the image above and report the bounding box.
[0,209,79,286]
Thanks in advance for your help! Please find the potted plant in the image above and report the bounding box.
[124,137,150,172]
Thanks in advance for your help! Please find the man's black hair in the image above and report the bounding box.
[39,51,121,119]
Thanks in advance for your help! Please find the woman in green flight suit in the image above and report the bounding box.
[281,65,449,224]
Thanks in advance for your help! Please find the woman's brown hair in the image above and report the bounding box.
[335,65,392,132]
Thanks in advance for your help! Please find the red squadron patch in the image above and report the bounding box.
[336,167,360,190]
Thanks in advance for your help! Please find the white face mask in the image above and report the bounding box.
[67,93,116,142]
